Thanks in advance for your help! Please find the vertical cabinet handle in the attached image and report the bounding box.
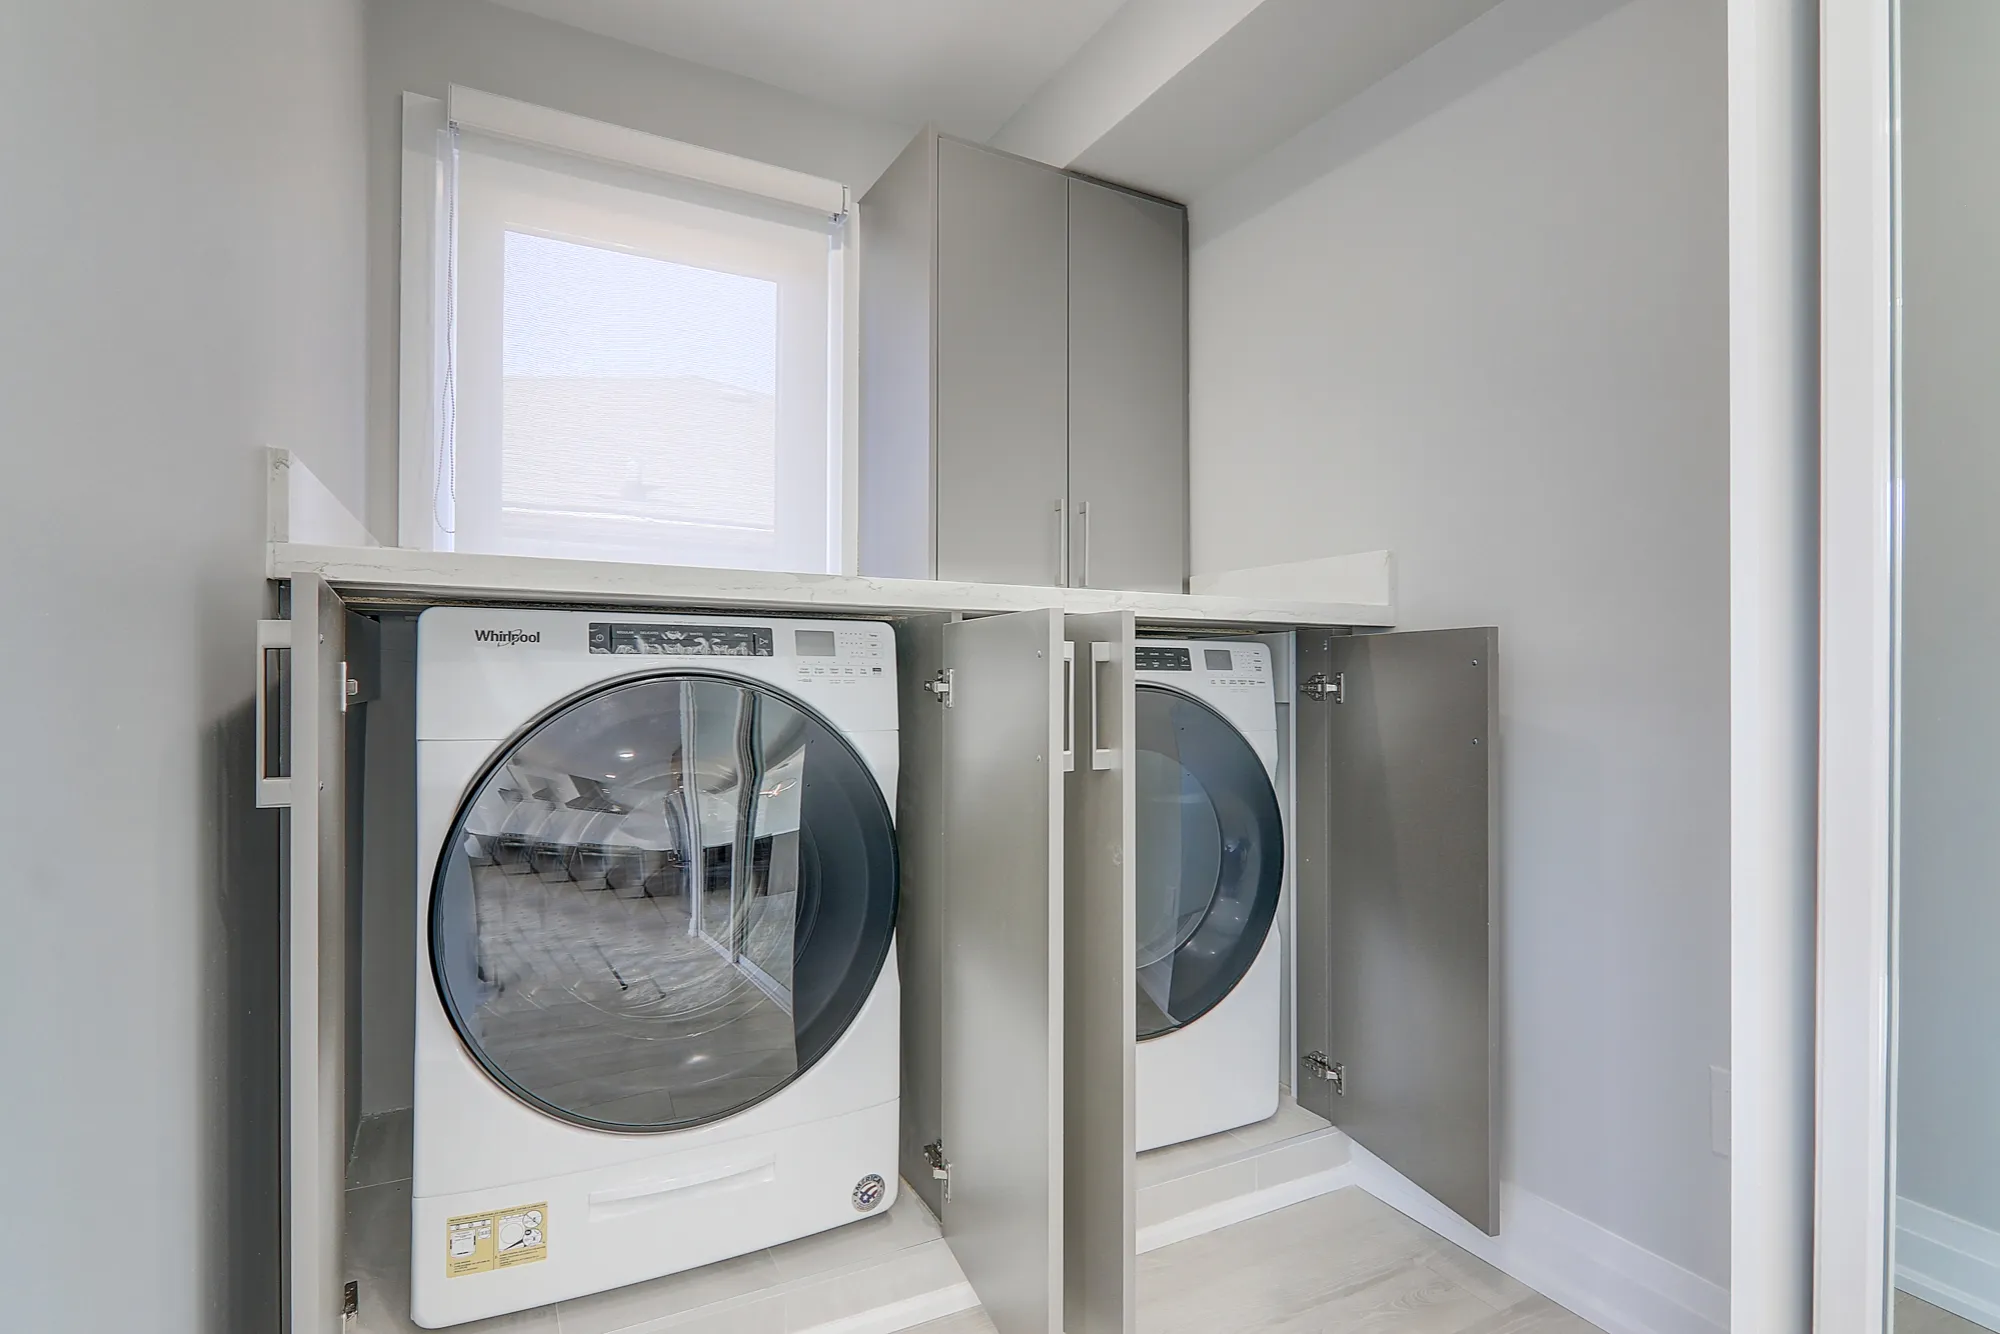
[1077,500,1093,588]
[255,619,295,809]
[1054,499,1070,588]
[1089,641,1115,771]
[1061,642,1077,773]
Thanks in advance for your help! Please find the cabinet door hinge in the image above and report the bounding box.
[342,1281,359,1319]
[1302,1052,1345,1094]
[923,1140,952,1201]
[923,669,955,708]
[1302,672,1344,703]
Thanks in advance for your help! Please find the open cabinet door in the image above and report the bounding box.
[939,609,1066,1334]
[895,613,955,1218]
[1295,628,1499,1235]
[259,575,351,1333]
[1062,612,1136,1334]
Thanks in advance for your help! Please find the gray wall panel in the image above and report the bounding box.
[1188,0,1729,1280]
[0,2,367,1327]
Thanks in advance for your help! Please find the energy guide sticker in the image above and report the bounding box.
[445,1202,548,1277]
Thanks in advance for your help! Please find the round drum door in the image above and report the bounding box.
[1133,684,1284,1040]
[430,672,898,1133]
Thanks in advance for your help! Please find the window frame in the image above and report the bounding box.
[397,88,859,575]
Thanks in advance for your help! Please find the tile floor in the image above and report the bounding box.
[911,1189,1606,1334]
[1896,1291,1993,1334]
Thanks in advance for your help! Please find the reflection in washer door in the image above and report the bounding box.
[431,673,898,1133]
[1134,684,1284,1040]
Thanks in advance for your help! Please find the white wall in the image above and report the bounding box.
[1895,0,2000,1245]
[1188,0,1730,1290]
[0,0,368,1329]
[362,0,916,543]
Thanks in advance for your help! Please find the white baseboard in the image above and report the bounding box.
[1346,1144,1729,1334]
[1137,1162,1356,1253]
[1897,1196,2000,1332]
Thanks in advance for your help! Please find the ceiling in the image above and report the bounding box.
[1069,0,1507,201]
[478,0,1519,202]
[481,0,1132,139]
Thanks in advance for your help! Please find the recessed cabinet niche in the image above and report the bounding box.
[859,131,1188,594]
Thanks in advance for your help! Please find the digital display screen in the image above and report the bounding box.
[1135,645,1192,672]
[794,629,837,657]
[588,623,774,657]
[1204,649,1234,671]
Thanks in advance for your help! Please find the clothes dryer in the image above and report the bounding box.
[411,608,900,1327]
[1132,639,1285,1152]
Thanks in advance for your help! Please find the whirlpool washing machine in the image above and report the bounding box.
[411,608,901,1327]
[1133,638,1285,1152]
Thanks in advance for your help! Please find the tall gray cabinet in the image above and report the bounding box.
[859,131,1188,593]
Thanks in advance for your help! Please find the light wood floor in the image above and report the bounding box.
[912,1187,1605,1333]
[1896,1291,1995,1333]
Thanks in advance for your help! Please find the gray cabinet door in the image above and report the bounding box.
[1066,179,1187,594]
[1295,628,1500,1235]
[941,608,1067,1334]
[1062,613,1136,1334]
[935,140,1071,586]
[895,613,954,1216]
[264,576,350,1334]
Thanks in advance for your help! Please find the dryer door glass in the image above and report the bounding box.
[1133,684,1284,1040]
[430,673,898,1133]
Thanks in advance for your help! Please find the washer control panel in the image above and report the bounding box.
[791,623,891,686]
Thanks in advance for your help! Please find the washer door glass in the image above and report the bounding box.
[431,673,897,1133]
[1134,684,1284,1040]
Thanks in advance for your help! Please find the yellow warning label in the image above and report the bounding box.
[445,1201,548,1278]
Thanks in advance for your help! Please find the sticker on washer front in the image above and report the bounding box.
[444,1202,548,1278]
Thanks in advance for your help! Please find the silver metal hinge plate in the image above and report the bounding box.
[343,1281,359,1318]
[924,669,955,708]
[1302,1051,1345,1094]
[923,1139,952,1201]
[339,661,360,714]
[1302,672,1344,703]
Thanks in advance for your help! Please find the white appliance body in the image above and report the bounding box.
[411,608,901,1327]
[1133,639,1283,1152]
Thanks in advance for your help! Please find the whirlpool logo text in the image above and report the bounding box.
[473,629,542,646]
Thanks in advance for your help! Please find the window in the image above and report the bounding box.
[403,91,852,574]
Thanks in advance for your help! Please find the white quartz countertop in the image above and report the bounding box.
[269,542,1396,629]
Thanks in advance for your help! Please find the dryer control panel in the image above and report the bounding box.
[1134,640,1272,694]
[1132,637,1279,779]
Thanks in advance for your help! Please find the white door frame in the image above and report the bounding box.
[1814,0,1899,1328]
[1728,0,1822,1328]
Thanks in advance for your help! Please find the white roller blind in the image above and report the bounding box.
[439,124,845,574]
